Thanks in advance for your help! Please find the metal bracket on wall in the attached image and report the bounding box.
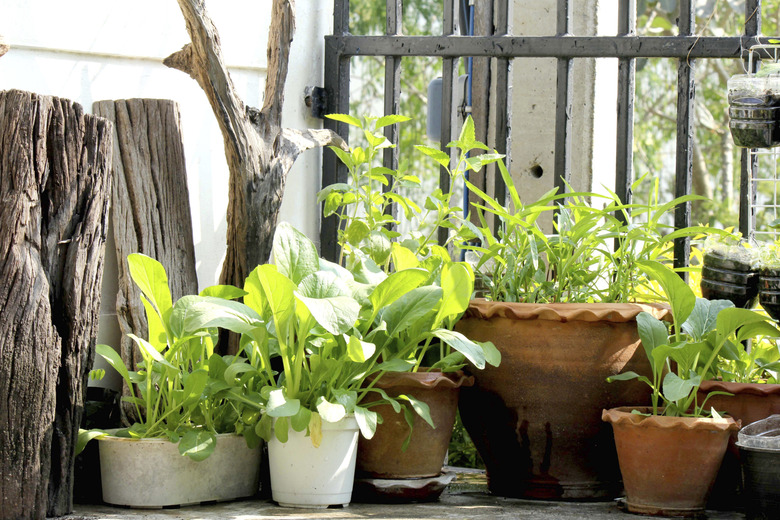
[304,86,328,119]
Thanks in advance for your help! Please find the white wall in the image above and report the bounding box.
[0,0,330,287]
[0,0,331,388]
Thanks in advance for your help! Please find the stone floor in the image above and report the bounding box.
[63,468,747,520]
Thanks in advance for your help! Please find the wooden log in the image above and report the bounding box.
[93,99,198,420]
[165,0,347,293]
[0,89,112,519]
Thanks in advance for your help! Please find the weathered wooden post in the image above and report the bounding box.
[0,90,112,519]
[93,98,198,421]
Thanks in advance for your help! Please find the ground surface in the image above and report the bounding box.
[63,468,746,520]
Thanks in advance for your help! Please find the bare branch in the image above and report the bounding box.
[163,44,197,79]
[0,35,8,58]
[261,0,295,132]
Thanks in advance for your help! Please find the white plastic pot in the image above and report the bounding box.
[268,415,359,508]
[98,432,261,507]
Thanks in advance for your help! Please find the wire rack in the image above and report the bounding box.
[745,44,780,242]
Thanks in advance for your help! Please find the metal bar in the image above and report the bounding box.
[740,0,761,237]
[615,0,636,214]
[493,0,510,221]
[321,30,351,262]
[553,0,573,196]
[383,0,402,175]
[439,0,456,246]
[673,0,695,272]
[329,34,778,59]
[333,0,349,36]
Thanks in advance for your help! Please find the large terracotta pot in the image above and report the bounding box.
[357,370,473,479]
[602,407,740,516]
[455,301,670,500]
[697,380,780,507]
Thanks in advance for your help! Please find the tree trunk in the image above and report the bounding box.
[93,99,198,422]
[165,0,346,293]
[0,89,112,519]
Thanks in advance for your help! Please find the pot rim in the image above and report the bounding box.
[368,369,474,389]
[96,429,241,443]
[699,380,780,397]
[464,300,671,323]
[602,407,741,432]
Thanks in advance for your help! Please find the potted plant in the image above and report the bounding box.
[318,114,501,497]
[77,254,262,508]
[603,260,779,516]
[453,160,710,499]
[758,240,780,321]
[699,232,759,309]
[727,67,780,149]
[183,222,497,507]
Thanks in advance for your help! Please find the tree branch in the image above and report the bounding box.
[261,0,295,133]
[0,35,8,58]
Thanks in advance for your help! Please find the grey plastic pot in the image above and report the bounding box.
[98,433,262,507]
[736,415,780,520]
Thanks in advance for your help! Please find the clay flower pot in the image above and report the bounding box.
[455,301,670,500]
[356,370,473,480]
[696,381,780,508]
[602,407,740,517]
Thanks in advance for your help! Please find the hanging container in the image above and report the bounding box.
[728,74,780,148]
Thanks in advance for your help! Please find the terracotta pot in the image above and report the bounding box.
[602,407,740,516]
[455,301,670,500]
[697,381,780,508]
[356,370,473,479]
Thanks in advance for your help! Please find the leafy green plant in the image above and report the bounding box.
[713,336,780,384]
[607,260,780,417]
[319,114,501,270]
[79,254,251,461]
[180,223,499,447]
[465,167,708,303]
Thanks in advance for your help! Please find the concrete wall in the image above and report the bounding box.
[0,0,331,388]
[509,0,618,206]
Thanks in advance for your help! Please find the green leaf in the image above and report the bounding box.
[128,334,176,370]
[637,260,696,326]
[273,222,319,284]
[381,286,443,336]
[316,397,347,423]
[182,369,209,404]
[435,262,473,324]
[178,430,216,461]
[662,371,700,403]
[170,296,262,337]
[398,394,434,428]
[198,285,248,299]
[345,220,371,246]
[245,264,297,330]
[375,114,411,129]
[377,359,416,372]
[355,406,378,439]
[391,243,420,271]
[75,429,108,456]
[346,335,376,362]
[369,268,429,312]
[636,311,670,361]
[325,113,362,128]
[267,388,301,418]
[716,308,774,343]
[415,145,451,168]
[297,292,360,335]
[127,254,173,317]
[432,329,487,369]
[255,413,272,442]
[96,344,131,386]
[682,298,732,342]
[290,406,312,432]
[274,417,289,443]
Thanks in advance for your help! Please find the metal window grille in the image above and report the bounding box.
[321,0,777,265]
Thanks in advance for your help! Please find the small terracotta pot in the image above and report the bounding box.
[697,380,780,508]
[356,370,473,479]
[602,407,740,517]
[456,301,670,500]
